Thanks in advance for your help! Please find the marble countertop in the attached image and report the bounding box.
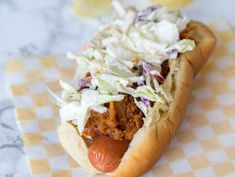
[0,0,234,176]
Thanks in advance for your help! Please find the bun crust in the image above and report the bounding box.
[57,21,216,177]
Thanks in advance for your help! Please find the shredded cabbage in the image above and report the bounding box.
[134,85,165,103]
[51,1,195,132]
[98,94,124,105]
[134,98,148,117]
[57,88,126,133]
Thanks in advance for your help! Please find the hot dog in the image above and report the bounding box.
[54,1,216,177]
[88,136,130,173]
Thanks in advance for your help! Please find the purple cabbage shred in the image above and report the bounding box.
[140,96,151,107]
[137,80,145,86]
[78,79,91,88]
[156,74,164,84]
[166,49,179,58]
[142,61,154,74]
[135,6,159,22]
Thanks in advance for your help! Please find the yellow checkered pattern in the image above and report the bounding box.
[5,21,235,177]
[6,57,79,177]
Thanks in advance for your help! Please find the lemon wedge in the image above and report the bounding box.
[72,0,112,19]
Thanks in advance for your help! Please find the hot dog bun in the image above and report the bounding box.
[57,21,216,177]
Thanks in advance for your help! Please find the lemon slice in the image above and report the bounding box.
[151,0,193,8]
[72,0,112,19]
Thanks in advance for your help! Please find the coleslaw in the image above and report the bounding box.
[51,0,195,134]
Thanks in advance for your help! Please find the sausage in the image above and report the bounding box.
[88,136,130,173]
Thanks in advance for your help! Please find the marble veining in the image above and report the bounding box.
[0,0,234,176]
[0,99,30,177]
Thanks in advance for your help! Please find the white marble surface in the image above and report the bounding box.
[0,0,234,176]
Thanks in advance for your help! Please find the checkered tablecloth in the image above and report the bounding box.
[5,21,235,177]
